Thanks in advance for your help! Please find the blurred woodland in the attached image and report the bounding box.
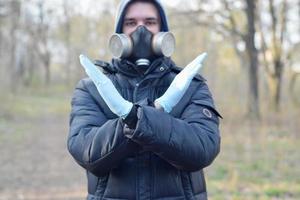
[1,0,300,114]
[0,0,300,199]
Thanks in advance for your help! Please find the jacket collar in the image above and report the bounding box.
[112,57,175,77]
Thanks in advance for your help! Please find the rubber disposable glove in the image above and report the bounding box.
[154,52,207,113]
[79,54,133,118]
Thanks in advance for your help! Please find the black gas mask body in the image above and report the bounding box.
[109,26,175,66]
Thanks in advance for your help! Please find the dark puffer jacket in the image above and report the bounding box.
[68,57,221,200]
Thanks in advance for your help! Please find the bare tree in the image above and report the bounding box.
[0,1,4,49]
[297,0,300,43]
[63,0,72,85]
[245,0,259,118]
[288,0,300,105]
[171,0,260,118]
[8,0,22,91]
[38,0,52,85]
[258,0,291,111]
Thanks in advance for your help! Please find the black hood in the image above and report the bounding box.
[114,0,169,33]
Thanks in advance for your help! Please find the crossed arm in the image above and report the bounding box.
[79,53,207,115]
[68,53,221,176]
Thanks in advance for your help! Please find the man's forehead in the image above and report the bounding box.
[124,2,159,19]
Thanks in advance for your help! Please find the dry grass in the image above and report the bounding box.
[0,86,299,199]
[206,102,300,199]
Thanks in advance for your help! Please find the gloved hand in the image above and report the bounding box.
[154,52,207,113]
[79,54,133,118]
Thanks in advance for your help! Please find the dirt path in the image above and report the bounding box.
[0,113,87,200]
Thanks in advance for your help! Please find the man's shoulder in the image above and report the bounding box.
[94,59,117,74]
[75,58,116,90]
[76,77,91,87]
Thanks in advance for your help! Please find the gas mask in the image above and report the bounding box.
[109,26,175,66]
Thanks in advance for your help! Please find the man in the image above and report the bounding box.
[68,0,222,199]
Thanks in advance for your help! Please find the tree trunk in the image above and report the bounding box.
[44,53,51,85]
[299,0,300,35]
[245,0,260,119]
[265,0,287,111]
[63,0,72,85]
[274,59,283,110]
[9,0,21,92]
[267,60,283,111]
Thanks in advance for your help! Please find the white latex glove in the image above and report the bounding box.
[154,52,207,113]
[79,54,133,118]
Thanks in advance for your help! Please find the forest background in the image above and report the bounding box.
[0,0,299,199]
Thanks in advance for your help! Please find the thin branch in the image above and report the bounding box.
[279,0,288,45]
[257,1,272,76]
[222,0,245,39]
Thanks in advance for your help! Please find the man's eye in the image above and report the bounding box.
[125,21,136,27]
[146,22,153,26]
[145,20,158,26]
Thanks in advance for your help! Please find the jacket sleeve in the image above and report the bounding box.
[67,79,140,176]
[123,81,221,171]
